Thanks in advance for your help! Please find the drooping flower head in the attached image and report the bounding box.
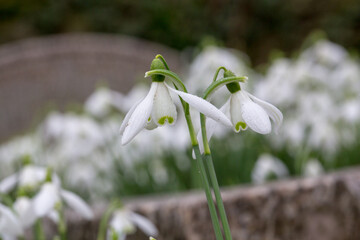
[120,57,232,145]
[198,69,283,153]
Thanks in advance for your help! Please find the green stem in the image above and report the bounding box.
[193,145,224,240]
[203,76,247,99]
[204,154,232,240]
[34,219,45,240]
[198,70,244,240]
[57,203,67,240]
[213,67,227,82]
[155,54,170,70]
[147,60,224,239]
[145,69,187,95]
[200,112,232,240]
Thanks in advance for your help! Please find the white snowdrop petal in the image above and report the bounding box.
[0,203,23,236]
[13,197,37,228]
[145,118,158,130]
[33,183,59,217]
[152,82,177,126]
[61,190,94,220]
[230,94,248,132]
[19,166,46,187]
[197,99,230,155]
[247,93,283,133]
[0,173,17,193]
[130,212,158,237]
[241,101,271,134]
[110,210,135,233]
[47,210,59,223]
[121,83,158,145]
[119,99,142,135]
[167,86,232,127]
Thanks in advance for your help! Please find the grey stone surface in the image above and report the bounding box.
[62,167,360,240]
[0,34,182,142]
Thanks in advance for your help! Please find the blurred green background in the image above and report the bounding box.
[1,0,359,65]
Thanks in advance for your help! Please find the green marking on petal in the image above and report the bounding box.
[158,116,174,125]
[235,122,247,131]
[148,117,151,122]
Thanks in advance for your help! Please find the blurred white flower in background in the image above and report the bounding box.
[0,164,59,194]
[108,208,158,240]
[0,203,23,239]
[303,158,324,178]
[255,40,360,158]
[0,40,359,202]
[13,196,37,229]
[32,181,93,220]
[0,135,41,178]
[85,87,126,118]
[252,154,289,184]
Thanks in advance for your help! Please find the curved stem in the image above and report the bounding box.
[145,69,187,93]
[155,54,170,70]
[213,67,227,82]
[203,76,247,99]
[145,69,191,115]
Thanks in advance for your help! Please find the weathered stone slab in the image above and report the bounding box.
[62,167,360,240]
[0,34,181,141]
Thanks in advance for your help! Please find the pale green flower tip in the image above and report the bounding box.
[149,237,157,240]
[144,71,150,78]
[158,116,174,125]
[235,121,247,132]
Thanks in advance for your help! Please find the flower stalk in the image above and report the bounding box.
[34,219,45,240]
[198,68,247,240]
[145,56,225,240]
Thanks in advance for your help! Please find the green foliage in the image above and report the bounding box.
[1,0,360,64]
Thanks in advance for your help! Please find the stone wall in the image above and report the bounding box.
[0,34,182,141]
[62,167,360,240]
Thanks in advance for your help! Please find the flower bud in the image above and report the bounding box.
[150,58,166,82]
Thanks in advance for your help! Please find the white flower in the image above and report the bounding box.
[13,197,37,228]
[252,154,289,184]
[108,209,158,240]
[303,159,324,178]
[120,81,232,145]
[32,182,93,220]
[85,88,126,118]
[0,165,59,194]
[0,203,23,239]
[198,88,282,153]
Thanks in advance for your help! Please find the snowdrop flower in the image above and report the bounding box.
[303,158,324,178]
[13,196,37,228]
[32,182,93,220]
[252,154,289,184]
[0,164,59,194]
[0,203,23,239]
[85,87,126,118]
[120,58,232,145]
[108,209,158,240]
[198,70,282,153]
